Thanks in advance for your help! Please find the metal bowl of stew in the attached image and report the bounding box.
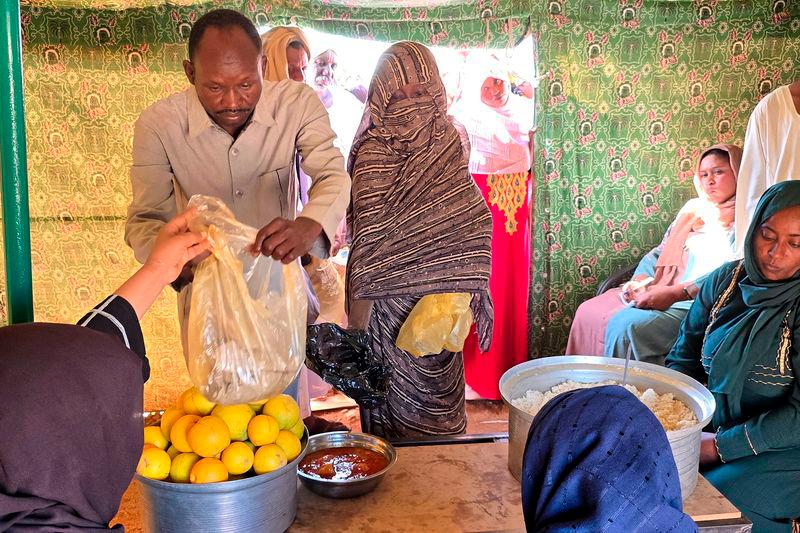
[297,431,396,499]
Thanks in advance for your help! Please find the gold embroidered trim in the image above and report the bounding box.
[747,377,793,387]
[486,172,528,236]
[702,260,745,357]
[743,423,758,455]
[778,309,793,376]
[714,428,725,463]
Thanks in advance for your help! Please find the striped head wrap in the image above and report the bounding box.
[346,41,494,349]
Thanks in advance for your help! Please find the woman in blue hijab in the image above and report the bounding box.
[521,385,697,532]
[667,181,800,532]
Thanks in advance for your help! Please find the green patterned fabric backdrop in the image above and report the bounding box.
[528,0,800,357]
[21,0,531,47]
[12,0,530,409]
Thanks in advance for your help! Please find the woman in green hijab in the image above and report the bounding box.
[667,181,800,532]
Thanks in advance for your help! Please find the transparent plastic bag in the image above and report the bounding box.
[395,293,474,357]
[186,195,307,404]
[304,256,346,326]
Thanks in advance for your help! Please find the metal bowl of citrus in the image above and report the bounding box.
[135,391,309,533]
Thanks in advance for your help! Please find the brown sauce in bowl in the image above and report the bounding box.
[299,446,389,480]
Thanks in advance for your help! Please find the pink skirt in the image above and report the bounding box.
[565,288,627,356]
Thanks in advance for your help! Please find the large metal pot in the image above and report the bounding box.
[135,432,308,533]
[499,356,715,499]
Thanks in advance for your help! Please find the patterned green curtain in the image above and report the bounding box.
[528,0,800,357]
[22,1,532,47]
[15,0,531,409]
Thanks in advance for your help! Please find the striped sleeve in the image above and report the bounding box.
[77,294,149,382]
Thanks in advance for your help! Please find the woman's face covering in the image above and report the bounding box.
[754,204,800,281]
[389,82,429,103]
[697,153,736,204]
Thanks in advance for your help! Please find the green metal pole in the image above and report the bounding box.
[0,1,34,324]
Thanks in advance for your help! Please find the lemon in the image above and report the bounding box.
[187,415,231,458]
[263,395,300,429]
[253,444,287,475]
[170,452,201,483]
[189,457,229,483]
[221,442,255,475]
[243,440,256,452]
[180,387,216,416]
[288,419,305,440]
[248,398,269,413]
[137,446,171,480]
[160,407,185,439]
[211,404,255,441]
[275,430,302,461]
[144,426,168,450]
[166,445,181,459]
[170,414,201,453]
[247,414,280,446]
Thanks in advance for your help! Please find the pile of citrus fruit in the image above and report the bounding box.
[137,387,304,483]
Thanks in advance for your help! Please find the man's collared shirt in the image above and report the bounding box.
[125,80,350,263]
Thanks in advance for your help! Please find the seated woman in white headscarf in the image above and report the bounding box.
[566,144,741,365]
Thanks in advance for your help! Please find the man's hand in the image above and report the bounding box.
[251,216,323,264]
[634,285,681,311]
[143,208,210,287]
[699,432,721,466]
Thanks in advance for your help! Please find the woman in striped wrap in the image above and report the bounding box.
[346,42,493,439]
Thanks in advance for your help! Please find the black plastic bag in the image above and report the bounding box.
[305,323,391,408]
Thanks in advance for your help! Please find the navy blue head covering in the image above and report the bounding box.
[521,385,697,532]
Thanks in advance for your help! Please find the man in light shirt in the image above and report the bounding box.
[734,80,800,255]
[124,10,349,408]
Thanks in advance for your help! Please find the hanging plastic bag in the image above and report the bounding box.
[306,323,391,408]
[395,293,474,357]
[304,256,346,326]
[186,195,307,404]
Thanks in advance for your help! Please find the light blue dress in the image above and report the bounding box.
[604,204,735,365]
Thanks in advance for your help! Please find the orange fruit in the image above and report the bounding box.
[170,414,201,453]
[166,445,181,460]
[211,404,255,441]
[288,419,305,440]
[187,415,231,458]
[221,442,255,475]
[247,414,280,446]
[144,426,168,450]
[275,430,302,461]
[263,395,300,430]
[190,457,229,483]
[248,398,268,413]
[180,387,216,416]
[170,452,201,483]
[137,446,171,480]
[253,444,287,475]
[160,407,185,439]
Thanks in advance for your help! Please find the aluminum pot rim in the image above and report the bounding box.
[296,431,397,485]
[499,356,715,435]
